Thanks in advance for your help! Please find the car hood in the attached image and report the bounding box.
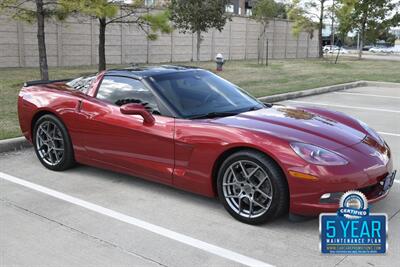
[210,105,366,150]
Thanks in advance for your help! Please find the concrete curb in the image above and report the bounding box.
[363,81,400,88]
[0,137,31,153]
[258,81,368,103]
[258,80,400,103]
[1,80,399,153]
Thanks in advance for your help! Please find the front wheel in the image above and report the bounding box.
[33,114,75,171]
[217,150,289,224]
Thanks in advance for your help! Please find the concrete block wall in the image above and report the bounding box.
[245,19,260,59]
[0,15,319,68]
[0,16,20,67]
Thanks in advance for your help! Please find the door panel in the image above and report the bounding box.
[79,98,174,184]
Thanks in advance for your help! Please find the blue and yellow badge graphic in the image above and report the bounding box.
[320,191,388,254]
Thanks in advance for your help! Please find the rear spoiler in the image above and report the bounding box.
[24,78,72,87]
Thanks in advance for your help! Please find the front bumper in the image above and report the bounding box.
[287,140,394,216]
[290,171,395,215]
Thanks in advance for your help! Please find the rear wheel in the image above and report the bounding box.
[33,114,75,171]
[217,150,289,224]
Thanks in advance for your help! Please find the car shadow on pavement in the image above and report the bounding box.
[65,164,319,230]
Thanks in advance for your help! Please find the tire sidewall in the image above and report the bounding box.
[217,150,288,224]
[33,114,74,171]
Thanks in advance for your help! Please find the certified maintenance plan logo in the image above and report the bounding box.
[320,191,388,254]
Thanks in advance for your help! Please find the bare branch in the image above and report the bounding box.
[106,10,139,25]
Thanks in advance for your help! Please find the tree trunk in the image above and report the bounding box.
[258,26,267,64]
[331,0,335,48]
[196,30,201,62]
[358,20,366,60]
[35,0,49,80]
[318,0,325,58]
[98,18,107,71]
[239,0,246,16]
[358,31,363,60]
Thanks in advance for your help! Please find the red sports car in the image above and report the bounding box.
[18,66,396,224]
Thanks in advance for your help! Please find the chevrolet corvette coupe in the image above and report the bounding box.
[18,66,396,224]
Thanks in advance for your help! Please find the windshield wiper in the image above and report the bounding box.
[264,103,274,108]
[239,105,268,114]
[244,106,264,112]
[189,111,240,120]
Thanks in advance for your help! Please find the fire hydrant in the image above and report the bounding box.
[215,53,224,71]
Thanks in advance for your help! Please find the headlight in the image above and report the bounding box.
[290,142,348,166]
[358,120,384,145]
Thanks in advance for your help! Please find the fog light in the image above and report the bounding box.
[321,193,331,199]
[320,192,344,204]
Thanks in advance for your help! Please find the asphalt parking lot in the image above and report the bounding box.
[1,84,399,267]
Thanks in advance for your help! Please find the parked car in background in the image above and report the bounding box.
[369,47,387,53]
[382,47,395,53]
[326,46,349,55]
[323,45,339,52]
[363,45,374,51]
[324,45,348,54]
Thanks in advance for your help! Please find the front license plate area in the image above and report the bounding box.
[383,171,396,191]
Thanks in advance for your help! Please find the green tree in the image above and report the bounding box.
[365,23,397,46]
[168,0,230,62]
[335,0,353,45]
[252,0,280,38]
[339,0,400,59]
[252,0,280,63]
[288,0,328,58]
[61,0,171,71]
[0,0,69,80]
[276,2,289,19]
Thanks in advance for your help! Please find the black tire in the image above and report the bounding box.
[33,114,75,171]
[217,150,289,224]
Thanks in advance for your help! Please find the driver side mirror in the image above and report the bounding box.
[120,103,155,125]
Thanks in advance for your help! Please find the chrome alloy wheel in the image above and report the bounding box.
[35,120,65,166]
[222,160,273,218]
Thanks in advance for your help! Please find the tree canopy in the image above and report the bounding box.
[61,0,171,70]
[0,0,68,22]
[252,0,280,26]
[169,0,230,35]
[337,0,400,58]
[0,0,71,80]
[169,0,230,62]
[288,0,326,57]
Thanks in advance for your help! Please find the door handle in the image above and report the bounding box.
[77,100,83,112]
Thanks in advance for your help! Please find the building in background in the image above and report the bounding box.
[144,0,170,7]
[143,0,254,16]
[390,27,400,39]
[395,40,400,52]
[226,0,254,16]
[392,27,400,51]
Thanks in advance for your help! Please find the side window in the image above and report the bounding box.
[66,75,95,94]
[96,76,160,114]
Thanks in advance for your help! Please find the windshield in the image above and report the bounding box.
[151,70,263,119]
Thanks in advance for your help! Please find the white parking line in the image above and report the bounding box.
[378,132,400,138]
[0,172,272,267]
[395,180,399,184]
[334,92,400,99]
[287,100,400,114]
